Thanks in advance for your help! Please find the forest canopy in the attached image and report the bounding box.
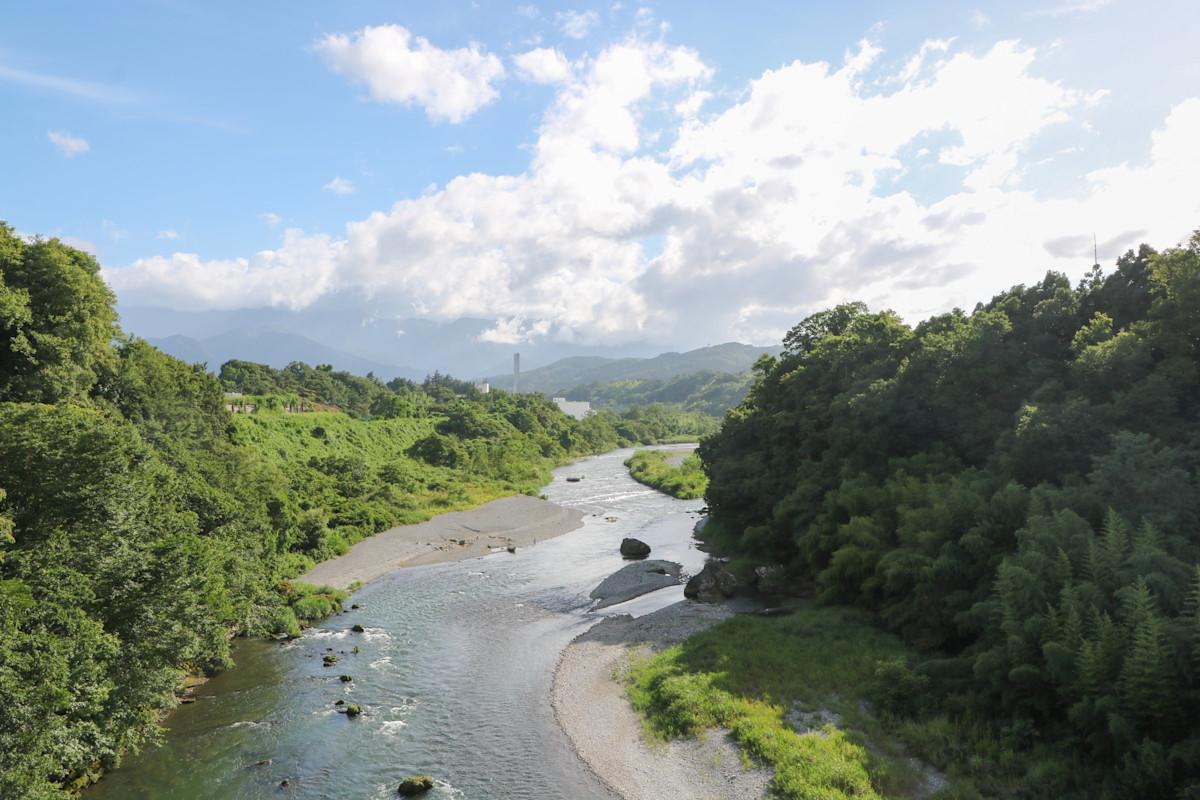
[699,230,1200,797]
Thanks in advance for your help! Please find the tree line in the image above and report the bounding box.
[699,231,1200,797]
[562,369,754,418]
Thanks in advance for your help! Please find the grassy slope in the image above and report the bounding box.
[232,411,529,525]
[627,606,948,800]
[628,603,1084,799]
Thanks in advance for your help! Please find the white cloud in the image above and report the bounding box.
[59,235,98,254]
[315,24,505,123]
[157,229,180,240]
[107,34,1200,351]
[674,89,711,117]
[557,10,600,39]
[2,62,142,104]
[261,212,283,228]
[324,176,356,195]
[1027,0,1115,17]
[112,228,341,312]
[517,4,539,19]
[514,47,574,84]
[47,130,89,157]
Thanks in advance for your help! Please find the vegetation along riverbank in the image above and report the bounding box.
[664,230,1200,798]
[624,448,708,499]
[6,220,1200,798]
[0,224,715,798]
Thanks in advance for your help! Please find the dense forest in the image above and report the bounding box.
[699,230,1200,797]
[562,368,754,418]
[0,223,712,798]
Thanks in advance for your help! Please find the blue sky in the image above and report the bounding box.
[3,0,1199,350]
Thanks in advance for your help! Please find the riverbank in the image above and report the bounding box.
[553,602,774,800]
[298,493,585,589]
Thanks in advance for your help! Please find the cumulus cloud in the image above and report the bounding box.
[47,130,89,157]
[315,24,505,123]
[324,176,356,195]
[261,212,283,228]
[107,33,1200,349]
[557,10,600,39]
[114,228,341,312]
[59,235,98,254]
[1027,0,1115,17]
[514,47,574,84]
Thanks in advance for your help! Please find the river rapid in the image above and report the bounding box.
[87,445,707,800]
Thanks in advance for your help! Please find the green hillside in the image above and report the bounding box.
[489,342,780,393]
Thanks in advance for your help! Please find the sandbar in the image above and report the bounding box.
[297,493,584,589]
[553,603,774,800]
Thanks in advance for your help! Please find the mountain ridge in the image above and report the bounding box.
[488,342,782,393]
[146,329,425,382]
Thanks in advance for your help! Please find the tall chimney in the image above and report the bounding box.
[513,353,520,393]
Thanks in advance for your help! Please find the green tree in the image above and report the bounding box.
[0,225,117,404]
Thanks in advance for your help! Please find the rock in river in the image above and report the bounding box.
[590,560,682,609]
[619,537,651,558]
[398,775,434,796]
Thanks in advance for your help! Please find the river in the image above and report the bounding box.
[87,445,706,800]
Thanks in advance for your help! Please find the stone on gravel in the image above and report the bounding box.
[683,561,739,603]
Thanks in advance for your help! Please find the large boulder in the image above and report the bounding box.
[751,565,816,598]
[684,561,739,603]
[754,564,789,594]
[590,560,682,609]
[398,776,434,796]
[619,537,652,559]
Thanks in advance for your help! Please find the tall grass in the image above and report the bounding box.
[626,606,936,799]
[625,604,1092,798]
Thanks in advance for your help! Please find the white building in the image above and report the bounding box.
[552,397,592,420]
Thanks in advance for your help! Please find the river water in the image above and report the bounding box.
[87,445,706,800]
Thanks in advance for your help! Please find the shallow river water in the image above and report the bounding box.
[87,445,706,800]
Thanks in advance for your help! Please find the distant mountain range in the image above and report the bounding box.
[121,303,670,381]
[146,330,426,382]
[487,342,782,394]
[124,304,781,388]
